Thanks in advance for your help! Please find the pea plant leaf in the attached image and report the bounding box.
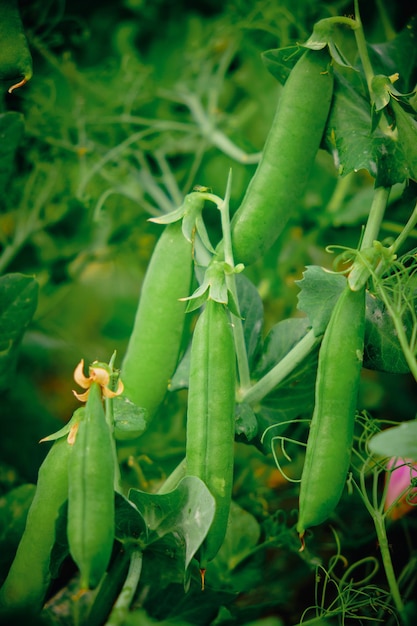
[235,273,264,370]
[368,420,417,460]
[128,476,215,571]
[0,484,36,577]
[250,317,319,452]
[0,112,24,201]
[0,273,39,394]
[296,265,346,336]
[296,265,411,374]
[325,17,417,186]
[364,292,410,374]
[368,15,417,93]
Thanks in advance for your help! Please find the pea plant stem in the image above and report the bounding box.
[104,550,143,626]
[373,513,408,625]
[388,200,417,257]
[360,186,390,251]
[354,469,407,625]
[352,0,375,95]
[241,328,319,406]
[217,172,252,392]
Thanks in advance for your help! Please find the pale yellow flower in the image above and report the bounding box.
[73,359,124,402]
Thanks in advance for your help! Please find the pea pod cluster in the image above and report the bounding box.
[185,298,236,567]
[67,381,115,589]
[297,283,366,539]
[0,437,71,614]
[229,48,334,266]
[121,220,193,425]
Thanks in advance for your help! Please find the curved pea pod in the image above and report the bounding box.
[229,48,334,266]
[0,0,33,93]
[0,436,71,614]
[186,299,236,567]
[297,284,366,539]
[121,220,194,423]
[67,382,115,589]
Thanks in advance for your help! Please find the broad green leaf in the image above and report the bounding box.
[391,99,417,181]
[253,317,312,379]
[368,16,417,94]
[115,493,148,545]
[261,45,303,84]
[128,476,215,570]
[212,501,261,571]
[325,17,417,186]
[0,274,39,393]
[364,293,410,373]
[0,484,36,577]
[235,402,258,443]
[326,71,409,186]
[296,265,411,374]
[296,266,346,336]
[235,273,264,369]
[0,112,24,199]
[368,420,417,460]
[252,318,319,453]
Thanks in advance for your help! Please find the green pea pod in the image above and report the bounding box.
[67,382,115,589]
[0,436,71,614]
[229,48,334,266]
[121,220,193,422]
[297,284,366,539]
[0,0,33,93]
[186,298,236,567]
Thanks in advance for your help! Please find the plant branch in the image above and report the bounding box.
[241,328,319,406]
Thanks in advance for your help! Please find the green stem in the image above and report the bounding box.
[182,92,261,164]
[389,200,417,256]
[104,550,143,626]
[360,186,390,250]
[217,173,252,392]
[157,458,186,494]
[326,171,354,215]
[241,328,319,406]
[348,186,390,290]
[353,0,375,95]
[373,512,408,625]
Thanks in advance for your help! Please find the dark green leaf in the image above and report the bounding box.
[115,492,147,545]
[0,274,39,393]
[326,70,409,186]
[0,112,24,199]
[296,266,346,336]
[368,16,417,94]
[235,402,258,443]
[261,45,303,85]
[364,293,410,373]
[236,273,264,370]
[368,420,417,460]
[253,317,312,380]
[128,476,215,569]
[391,99,417,181]
[0,484,36,582]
